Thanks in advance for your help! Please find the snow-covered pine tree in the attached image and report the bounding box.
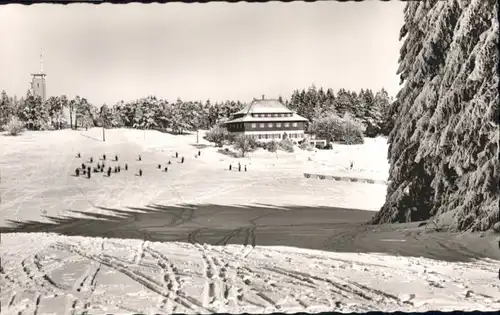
[361,89,382,137]
[100,103,113,128]
[0,90,14,129]
[373,0,499,231]
[20,92,49,130]
[334,89,351,117]
[375,88,393,136]
[288,89,301,112]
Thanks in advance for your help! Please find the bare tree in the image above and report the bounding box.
[233,134,255,157]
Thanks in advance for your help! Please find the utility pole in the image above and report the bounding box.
[102,126,106,142]
[196,129,199,144]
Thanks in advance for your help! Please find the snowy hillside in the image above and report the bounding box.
[1,128,498,314]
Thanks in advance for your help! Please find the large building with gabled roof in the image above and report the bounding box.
[223,95,309,142]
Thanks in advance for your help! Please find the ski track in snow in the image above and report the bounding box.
[1,234,500,314]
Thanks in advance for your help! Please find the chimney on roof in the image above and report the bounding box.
[262,94,265,100]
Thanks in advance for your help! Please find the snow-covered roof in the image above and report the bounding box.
[224,98,309,124]
[234,99,293,115]
[225,114,308,124]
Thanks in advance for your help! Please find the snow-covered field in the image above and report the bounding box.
[302,137,390,182]
[1,128,499,314]
[0,128,387,226]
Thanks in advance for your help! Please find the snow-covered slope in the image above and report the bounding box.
[1,128,497,314]
[2,233,499,314]
[0,128,388,226]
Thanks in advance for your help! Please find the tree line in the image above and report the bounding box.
[0,85,393,139]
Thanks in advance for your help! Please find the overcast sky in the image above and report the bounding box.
[0,2,405,105]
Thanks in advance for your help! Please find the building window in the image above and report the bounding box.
[259,123,264,128]
[276,123,282,127]
[285,123,290,127]
[251,123,256,128]
[292,122,298,127]
[277,113,282,117]
[268,123,273,128]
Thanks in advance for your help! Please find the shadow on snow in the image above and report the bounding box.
[1,203,497,262]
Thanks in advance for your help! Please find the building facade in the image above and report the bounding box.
[30,73,47,102]
[223,96,309,142]
[31,51,47,102]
